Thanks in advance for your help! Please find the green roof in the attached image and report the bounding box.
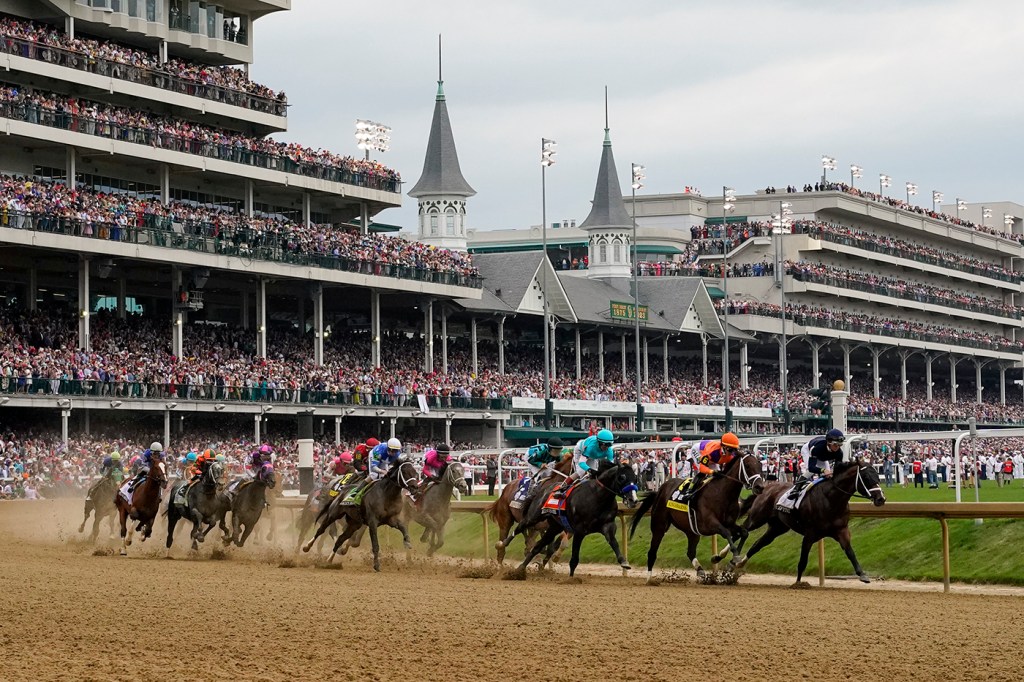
[349,218,403,233]
[706,286,725,299]
[468,240,586,254]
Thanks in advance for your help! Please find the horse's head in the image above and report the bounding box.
[445,462,468,493]
[388,457,419,492]
[598,461,639,508]
[733,452,765,495]
[837,458,886,506]
[149,460,167,487]
[258,464,276,489]
[205,461,225,489]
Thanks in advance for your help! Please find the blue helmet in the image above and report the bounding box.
[596,429,614,445]
[186,452,198,463]
[825,428,845,444]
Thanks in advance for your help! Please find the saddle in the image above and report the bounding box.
[776,478,823,513]
[340,480,375,506]
[666,477,708,512]
[510,478,532,509]
[327,473,359,498]
[173,481,194,507]
[117,479,134,504]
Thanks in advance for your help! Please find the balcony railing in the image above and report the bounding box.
[0,210,483,288]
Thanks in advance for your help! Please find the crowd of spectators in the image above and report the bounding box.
[0,15,285,114]
[0,83,400,192]
[0,174,479,282]
[785,260,1019,319]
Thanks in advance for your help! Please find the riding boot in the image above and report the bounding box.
[789,476,807,500]
[683,472,705,500]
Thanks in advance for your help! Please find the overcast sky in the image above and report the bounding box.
[251,1,1023,233]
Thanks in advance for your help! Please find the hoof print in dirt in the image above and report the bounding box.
[501,567,527,581]
[458,566,496,579]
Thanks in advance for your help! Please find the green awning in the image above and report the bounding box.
[503,427,588,442]
[637,245,685,255]
[468,240,587,254]
[348,218,402,233]
[704,216,749,225]
[706,286,725,299]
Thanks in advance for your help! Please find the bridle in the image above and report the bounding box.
[831,463,882,500]
[146,459,167,488]
[390,460,419,491]
[593,464,639,498]
[717,452,763,491]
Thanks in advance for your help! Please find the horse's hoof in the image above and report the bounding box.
[77,525,85,534]
[494,540,505,550]
[403,542,412,551]
[858,575,871,584]
[790,581,811,590]
[620,562,632,571]
[710,555,721,565]
[373,564,381,572]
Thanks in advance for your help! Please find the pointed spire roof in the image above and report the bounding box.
[408,78,475,198]
[578,125,631,231]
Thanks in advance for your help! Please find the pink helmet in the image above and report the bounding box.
[339,451,353,463]
[259,444,273,455]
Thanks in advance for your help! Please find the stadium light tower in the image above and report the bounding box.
[821,155,837,183]
[905,182,918,205]
[849,164,863,188]
[956,198,967,220]
[631,163,646,432]
[1005,213,1015,233]
[932,190,943,213]
[354,119,391,160]
[722,186,736,431]
[772,201,794,433]
[540,138,557,430]
[879,173,891,197]
[982,206,993,227]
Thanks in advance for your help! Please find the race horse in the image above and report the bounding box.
[225,464,277,548]
[498,461,639,577]
[629,451,765,582]
[295,471,363,552]
[114,452,167,556]
[403,462,469,556]
[79,475,119,541]
[485,452,574,565]
[302,458,420,571]
[166,461,229,552]
[731,457,886,585]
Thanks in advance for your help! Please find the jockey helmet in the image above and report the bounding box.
[596,429,614,446]
[215,454,226,463]
[366,437,380,449]
[436,443,450,454]
[721,432,741,450]
[110,451,121,461]
[387,437,402,453]
[547,437,563,449]
[149,442,163,453]
[339,451,353,463]
[186,452,198,463]
[259,444,273,455]
[202,449,213,459]
[826,428,845,444]
[131,456,141,465]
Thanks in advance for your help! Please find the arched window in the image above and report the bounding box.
[612,243,621,263]
[446,215,455,235]
[430,214,439,236]
[599,243,608,263]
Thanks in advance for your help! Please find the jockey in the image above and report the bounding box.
[683,439,715,479]
[517,437,564,500]
[789,429,845,500]
[352,438,380,474]
[330,450,354,476]
[681,432,741,500]
[100,451,123,481]
[368,438,402,481]
[421,443,451,483]
[251,444,273,473]
[128,442,162,488]
[556,430,615,494]
[190,450,215,482]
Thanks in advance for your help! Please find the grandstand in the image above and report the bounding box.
[1,2,1024,474]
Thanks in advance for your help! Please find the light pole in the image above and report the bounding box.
[773,201,793,433]
[1005,213,1015,235]
[821,155,836,184]
[354,119,391,161]
[982,206,992,227]
[879,174,891,197]
[722,186,736,431]
[905,181,917,205]
[956,198,967,220]
[849,164,863,188]
[631,163,646,432]
[540,138,557,430]
[932,190,943,213]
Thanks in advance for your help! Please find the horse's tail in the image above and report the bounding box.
[737,493,756,519]
[629,490,658,539]
[483,499,498,523]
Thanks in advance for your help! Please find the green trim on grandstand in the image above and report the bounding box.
[469,242,684,255]
[349,218,403,233]
[704,216,749,225]
[706,286,725,299]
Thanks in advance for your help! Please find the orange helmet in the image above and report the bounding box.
[202,449,213,460]
[721,432,740,449]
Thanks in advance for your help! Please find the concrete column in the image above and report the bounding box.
[335,418,342,445]
[256,279,267,358]
[66,147,76,187]
[495,419,504,449]
[159,39,167,64]
[297,411,314,495]
[371,290,381,369]
[117,277,127,319]
[302,191,312,228]
[240,289,249,330]
[78,257,90,351]
[160,164,170,206]
[701,333,708,388]
[550,324,557,381]
[598,331,605,382]
[643,336,650,386]
[811,342,820,389]
[663,335,669,386]
[740,342,749,390]
[899,351,910,401]
[498,317,505,374]
[620,333,627,383]
[471,317,478,377]
[842,344,852,395]
[244,178,254,217]
[999,365,1007,406]
[949,356,959,404]
[444,418,452,444]
[575,328,582,381]
[390,417,397,440]
[361,203,370,236]
[253,414,261,444]
[423,300,434,373]
[441,308,449,375]
[171,266,184,357]
[975,359,983,404]
[61,409,70,445]
[28,267,37,312]
[872,352,881,400]
[926,356,934,402]
[65,16,74,39]
[165,410,172,451]
[313,283,324,366]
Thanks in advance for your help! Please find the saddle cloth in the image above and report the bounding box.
[510,478,532,509]
[117,479,134,504]
[173,481,193,507]
[541,481,580,514]
[666,476,710,512]
[327,473,359,497]
[776,478,823,513]
[341,480,375,506]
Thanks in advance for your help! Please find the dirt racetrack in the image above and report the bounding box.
[2,499,1022,682]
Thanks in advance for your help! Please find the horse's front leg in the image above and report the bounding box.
[236,522,255,548]
[79,500,92,534]
[366,519,383,572]
[835,525,870,583]
[517,525,560,573]
[794,534,817,586]
[733,519,788,570]
[118,507,130,555]
[302,508,337,553]
[600,520,631,573]
[568,530,587,577]
[328,519,360,563]
[686,532,706,580]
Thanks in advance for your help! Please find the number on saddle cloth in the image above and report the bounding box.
[341,480,373,505]
[511,477,531,506]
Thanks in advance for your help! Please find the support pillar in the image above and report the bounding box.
[740,342,749,390]
[371,290,381,369]
[899,350,913,401]
[445,418,452,444]
[312,283,324,366]
[550,323,557,380]
[244,178,254,217]
[361,202,370,236]
[498,317,505,374]
[160,164,170,206]
[171,266,183,358]
[297,411,314,495]
[811,341,820,388]
[253,414,261,448]
[61,409,70,445]
[841,343,853,395]
[117,277,127,319]
[390,417,397,440]
[872,349,883,400]
[663,335,669,386]
[643,336,650,386]
[999,364,1007,406]
[701,333,709,388]
[950,355,961,404]
[158,39,167,64]
[575,329,582,381]
[65,16,74,39]
[975,359,984,404]
[335,418,341,445]
[78,257,90,351]
[441,307,449,375]
[66,147,76,188]
[165,410,172,451]
[926,355,934,402]
[621,333,627,384]
[256,279,267,358]
[302,191,312,228]
[423,300,434,373]
[598,331,605,382]
[471,317,478,377]
[28,266,37,312]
